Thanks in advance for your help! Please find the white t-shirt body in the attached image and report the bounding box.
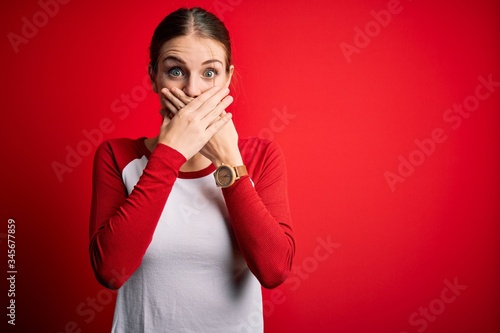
[111,157,262,333]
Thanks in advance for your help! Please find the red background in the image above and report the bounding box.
[1,0,499,332]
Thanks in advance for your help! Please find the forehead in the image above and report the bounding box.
[160,35,227,64]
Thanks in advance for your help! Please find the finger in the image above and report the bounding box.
[161,88,185,110]
[193,88,231,121]
[206,108,227,126]
[205,112,233,136]
[183,86,228,116]
[161,114,171,128]
[170,87,194,105]
[201,94,233,126]
[165,100,180,115]
[160,107,175,120]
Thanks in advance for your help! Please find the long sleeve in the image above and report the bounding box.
[223,140,295,289]
[89,140,186,289]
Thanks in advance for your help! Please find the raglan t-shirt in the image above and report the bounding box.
[89,137,295,333]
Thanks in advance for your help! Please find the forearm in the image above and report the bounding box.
[89,143,185,289]
[223,176,295,289]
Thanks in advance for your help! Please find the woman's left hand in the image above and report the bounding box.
[164,87,243,167]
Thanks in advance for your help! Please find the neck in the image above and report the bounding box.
[180,152,212,172]
[144,136,212,172]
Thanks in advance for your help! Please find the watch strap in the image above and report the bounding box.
[234,165,248,179]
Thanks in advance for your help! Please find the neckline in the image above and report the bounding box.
[178,164,216,179]
[138,137,216,179]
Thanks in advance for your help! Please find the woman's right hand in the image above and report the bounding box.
[157,86,233,160]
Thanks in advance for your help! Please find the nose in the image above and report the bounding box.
[182,76,202,98]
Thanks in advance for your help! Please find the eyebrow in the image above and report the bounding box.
[163,55,223,66]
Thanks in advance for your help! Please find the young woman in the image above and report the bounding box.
[89,7,295,332]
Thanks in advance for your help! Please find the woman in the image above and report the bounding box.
[89,7,295,332]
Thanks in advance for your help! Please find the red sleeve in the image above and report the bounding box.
[222,140,295,289]
[89,141,185,289]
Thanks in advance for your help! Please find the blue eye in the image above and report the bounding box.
[168,67,183,77]
[204,68,217,78]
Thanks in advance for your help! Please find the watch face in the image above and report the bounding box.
[216,165,233,187]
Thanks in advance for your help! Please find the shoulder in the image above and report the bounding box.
[94,137,148,171]
[98,136,143,147]
[239,137,286,183]
[239,137,283,159]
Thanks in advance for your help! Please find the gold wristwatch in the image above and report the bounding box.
[214,164,248,188]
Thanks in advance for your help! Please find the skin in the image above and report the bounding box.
[146,34,243,172]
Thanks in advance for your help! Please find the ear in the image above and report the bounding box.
[148,64,158,93]
[226,65,235,88]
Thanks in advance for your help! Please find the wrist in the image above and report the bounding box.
[213,153,243,168]
[214,164,248,188]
